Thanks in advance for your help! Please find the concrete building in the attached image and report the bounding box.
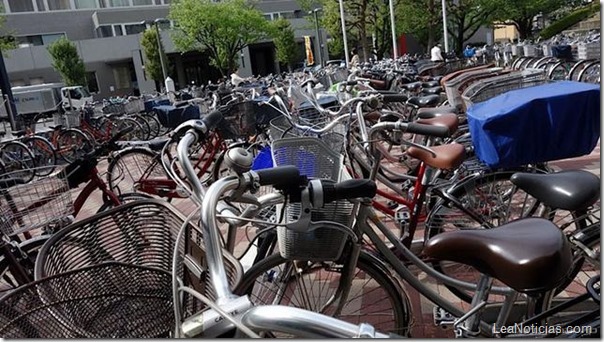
[0,0,328,99]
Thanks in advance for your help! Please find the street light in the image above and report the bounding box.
[309,8,324,67]
[141,18,170,82]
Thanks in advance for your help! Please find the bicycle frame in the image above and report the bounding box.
[135,133,225,199]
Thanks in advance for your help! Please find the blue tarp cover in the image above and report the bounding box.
[467,81,600,169]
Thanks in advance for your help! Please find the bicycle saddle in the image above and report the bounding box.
[406,143,465,169]
[416,113,459,136]
[421,86,443,95]
[115,137,170,151]
[400,81,422,91]
[422,80,440,88]
[0,178,25,189]
[510,170,600,211]
[407,95,441,108]
[423,218,573,294]
[11,130,26,137]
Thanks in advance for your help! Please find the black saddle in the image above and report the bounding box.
[423,218,573,294]
[407,95,441,108]
[400,81,422,91]
[510,170,600,211]
[421,86,443,95]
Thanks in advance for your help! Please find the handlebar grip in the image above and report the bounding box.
[202,110,223,131]
[382,94,408,103]
[254,166,300,187]
[320,179,377,204]
[345,80,358,86]
[406,122,450,138]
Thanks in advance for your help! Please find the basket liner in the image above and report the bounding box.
[467,81,600,169]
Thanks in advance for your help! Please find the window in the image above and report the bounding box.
[113,66,131,89]
[107,0,129,6]
[114,25,123,35]
[47,0,71,10]
[96,25,113,37]
[125,23,146,35]
[8,0,35,12]
[280,12,295,19]
[86,72,100,93]
[36,0,46,11]
[17,33,66,46]
[132,0,152,5]
[75,0,99,9]
[29,77,45,85]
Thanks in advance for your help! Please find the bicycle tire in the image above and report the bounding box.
[568,59,592,81]
[22,136,57,176]
[234,251,411,336]
[106,147,162,196]
[0,141,36,183]
[131,114,151,140]
[116,118,145,141]
[0,235,49,293]
[142,114,162,139]
[56,129,93,163]
[547,61,570,80]
[578,61,600,84]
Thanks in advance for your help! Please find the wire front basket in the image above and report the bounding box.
[33,200,242,337]
[0,263,173,338]
[0,166,73,236]
[271,137,353,261]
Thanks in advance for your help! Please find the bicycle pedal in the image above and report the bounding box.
[433,306,456,326]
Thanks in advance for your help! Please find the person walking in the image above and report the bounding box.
[350,48,360,67]
[430,44,444,62]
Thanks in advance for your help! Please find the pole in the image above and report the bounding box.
[441,0,449,53]
[154,22,168,81]
[0,47,18,130]
[312,9,324,67]
[389,0,398,59]
[338,0,349,67]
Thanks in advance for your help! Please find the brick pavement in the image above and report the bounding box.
[66,138,600,338]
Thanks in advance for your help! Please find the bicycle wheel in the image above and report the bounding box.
[106,147,163,196]
[578,61,600,84]
[234,251,411,336]
[0,235,49,294]
[56,129,93,163]
[0,141,36,183]
[131,114,151,140]
[547,61,570,80]
[142,114,162,139]
[115,118,145,141]
[22,136,57,176]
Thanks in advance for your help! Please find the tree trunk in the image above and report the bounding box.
[360,0,369,62]
[517,18,533,40]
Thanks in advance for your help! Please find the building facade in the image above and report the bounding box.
[0,0,328,99]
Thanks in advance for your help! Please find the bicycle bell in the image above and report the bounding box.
[224,147,253,174]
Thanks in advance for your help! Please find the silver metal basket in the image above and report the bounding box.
[272,137,353,261]
[0,166,73,236]
[461,69,548,108]
[269,116,346,155]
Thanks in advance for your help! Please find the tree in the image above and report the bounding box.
[396,0,442,53]
[169,0,273,77]
[140,28,168,90]
[0,8,16,54]
[272,18,299,72]
[447,0,502,53]
[47,37,86,86]
[494,0,564,39]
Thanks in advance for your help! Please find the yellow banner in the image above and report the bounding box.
[304,36,314,66]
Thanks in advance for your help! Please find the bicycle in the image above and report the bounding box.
[0,126,149,291]
[0,131,36,183]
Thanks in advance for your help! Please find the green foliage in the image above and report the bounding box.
[395,0,442,53]
[447,0,502,53]
[0,6,17,55]
[539,3,600,39]
[47,37,86,86]
[140,28,167,82]
[272,19,299,71]
[169,0,272,76]
[494,0,565,39]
